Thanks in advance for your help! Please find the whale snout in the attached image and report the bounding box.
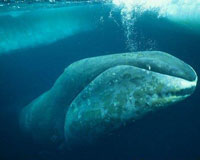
[148,51,198,102]
[129,51,198,109]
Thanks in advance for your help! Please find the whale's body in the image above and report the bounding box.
[20,51,197,147]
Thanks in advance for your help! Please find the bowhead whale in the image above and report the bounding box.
[20,51,198,147]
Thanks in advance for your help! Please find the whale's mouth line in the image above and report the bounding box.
[134,64,197,98]
[157,86,196,99]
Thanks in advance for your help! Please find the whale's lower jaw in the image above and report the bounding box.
[19,51,198,147]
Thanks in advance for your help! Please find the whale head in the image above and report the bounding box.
[64,51,198,146]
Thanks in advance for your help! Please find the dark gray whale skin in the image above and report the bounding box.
[20,51,198,147]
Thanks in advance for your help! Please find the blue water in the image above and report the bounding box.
[0,1,200,160]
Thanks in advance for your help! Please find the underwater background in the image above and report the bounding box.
[0,0,200,160]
